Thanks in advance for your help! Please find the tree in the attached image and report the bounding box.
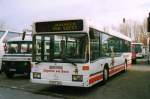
[118,18,148,46]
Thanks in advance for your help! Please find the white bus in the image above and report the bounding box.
[0,30,22,72]
[31,19,131,87]
[1,36,32,78]
[131,43,144,58]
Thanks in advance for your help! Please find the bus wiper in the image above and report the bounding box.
[61,57,77,66]
[35,61,42,64]
[51,58,61,63]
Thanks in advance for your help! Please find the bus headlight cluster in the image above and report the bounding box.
[24,62,28,66]
[2,62,5,65]
[33,72,41,79]
[72,75,83,82]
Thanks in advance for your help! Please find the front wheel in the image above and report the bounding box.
[5,71,14,78]
[102,67,109,84]
[132,58,136,64]
[124,60,127,72]
[25,71,31,79]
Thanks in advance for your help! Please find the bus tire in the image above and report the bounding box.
[26,71,30,79]
[132,58,136,64]
[5,71,14,78]
[102,67,109,84]
[123,60,127,72]
[148,60,150,64]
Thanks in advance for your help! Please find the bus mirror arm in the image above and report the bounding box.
[61,57,77,66]
[35,61,41,65]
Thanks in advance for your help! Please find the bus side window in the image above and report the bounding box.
[90,28,100,61]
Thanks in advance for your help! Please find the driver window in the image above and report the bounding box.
[21,44,28,53]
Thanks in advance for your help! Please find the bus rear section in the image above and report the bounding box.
[131,43,144,58]
[131,43,144,64]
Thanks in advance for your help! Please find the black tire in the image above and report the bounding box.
[26,72,30,79]
[102,67,109,84]
[5,71,14,78]
[124,60,127,72]
[132,58,136,64]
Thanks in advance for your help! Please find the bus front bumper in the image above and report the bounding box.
[30,78,89,87]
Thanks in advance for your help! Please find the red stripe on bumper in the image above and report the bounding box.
[89,74,103,85]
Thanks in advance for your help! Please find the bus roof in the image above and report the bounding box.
[7,36,32,42]
[106,29,131,41]
[131,42,143,44]
[33,19,131,42]
[88,23,131,42]
[0,30,22,34]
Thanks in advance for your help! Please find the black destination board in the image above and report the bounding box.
[35,19,83,32]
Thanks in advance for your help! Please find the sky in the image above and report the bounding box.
[0,0,150,32]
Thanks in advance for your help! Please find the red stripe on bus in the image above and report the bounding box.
[127,64,132,68]
[89,74,103,85]
[109,64,125,76]
[89,71,103,77]
[109,69,114,75]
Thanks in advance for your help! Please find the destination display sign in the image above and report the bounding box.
[35,19,83,32]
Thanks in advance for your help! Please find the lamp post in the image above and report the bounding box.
[147,13,150,35]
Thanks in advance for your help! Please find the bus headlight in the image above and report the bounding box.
[2,62,5,65]
[24,62,28,66]
[72,75,83,82]
[33,72,41,79]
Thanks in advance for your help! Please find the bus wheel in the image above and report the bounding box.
[103,67,108,84]
[5,71,14,78]
[148,60,150,64]
[124,60,127,72]
[26,71,31,79]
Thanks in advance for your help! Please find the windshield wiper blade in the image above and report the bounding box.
[51,59,61,63]
[35,61,41,64]
[61,57,77,66]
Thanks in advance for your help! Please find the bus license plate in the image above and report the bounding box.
[49,81,62,85]
[9,69,16,71]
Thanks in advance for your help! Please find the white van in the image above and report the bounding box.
[1,36,32,78]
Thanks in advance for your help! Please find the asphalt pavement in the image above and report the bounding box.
[0,87,63,99]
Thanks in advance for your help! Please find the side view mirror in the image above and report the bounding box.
[3,43,7,53]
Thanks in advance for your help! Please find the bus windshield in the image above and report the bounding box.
[7,41,32,54]
[33,33,88,63]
